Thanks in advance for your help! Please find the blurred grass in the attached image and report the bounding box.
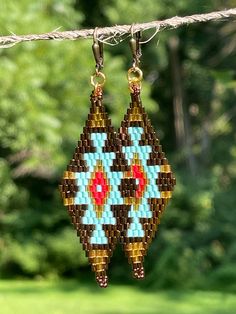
[0,280,236,314]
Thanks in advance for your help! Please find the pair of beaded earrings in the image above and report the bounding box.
[59,30,176,288]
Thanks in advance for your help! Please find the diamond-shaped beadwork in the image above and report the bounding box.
[59,88,122,288]
[116,86,176,279]
[60,84,176,286]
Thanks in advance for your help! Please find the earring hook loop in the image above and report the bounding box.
[92,27,104,72]
[129,24,142,68]
[128,24,143,92]
[91,27,105,92]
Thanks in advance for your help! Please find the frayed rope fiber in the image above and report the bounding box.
[0,8,236,48]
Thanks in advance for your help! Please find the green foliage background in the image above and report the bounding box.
[0,0,236,292]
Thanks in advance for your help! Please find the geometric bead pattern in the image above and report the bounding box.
[60,88,120,288]
[76,132,123,245]
[122,126,160,238]
[59,85,176,288]
[117,85,176,280]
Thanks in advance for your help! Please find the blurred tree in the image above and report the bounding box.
[0,0,235,291]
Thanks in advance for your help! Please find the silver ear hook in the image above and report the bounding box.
[92,27,104,72]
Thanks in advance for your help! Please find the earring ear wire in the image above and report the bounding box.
[139,27,159,44]
[129,24,142,68]
[128,25,143,92]
[92,27,104,72]
[91,27,105,92]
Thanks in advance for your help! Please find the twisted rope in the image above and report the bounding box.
[0,8,235,48]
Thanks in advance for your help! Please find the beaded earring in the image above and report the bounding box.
[60,30,176,288]
[117,32,176,280]
[59,31,121,288]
